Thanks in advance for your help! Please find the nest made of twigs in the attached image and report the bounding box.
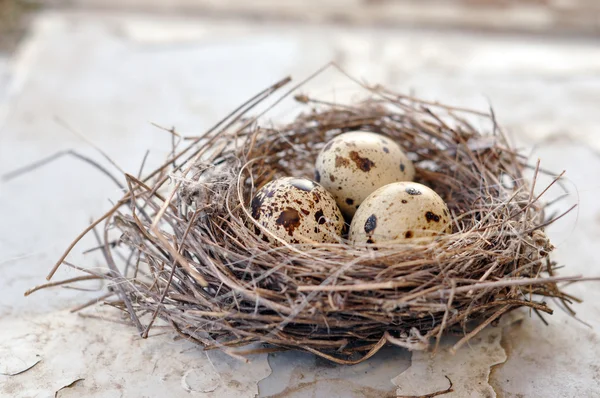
[33,76,579,364]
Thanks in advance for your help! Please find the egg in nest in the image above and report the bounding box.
[349,182,452,245]
[249,177,345,244]
[315,131,414,217]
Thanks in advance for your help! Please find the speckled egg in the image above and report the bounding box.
[349,182,452,245]
[315,131,415,217]
[249,177,345,244]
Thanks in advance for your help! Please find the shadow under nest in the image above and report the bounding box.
[41,77,578,364]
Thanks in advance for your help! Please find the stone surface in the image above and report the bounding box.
[1,10,599,398]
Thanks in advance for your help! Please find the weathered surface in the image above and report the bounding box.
[0,312,271,398]
[393,326,507,398]
[259,347,410,397]
[1,11,599,397]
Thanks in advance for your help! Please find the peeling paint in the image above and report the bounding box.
[393,326,507,398]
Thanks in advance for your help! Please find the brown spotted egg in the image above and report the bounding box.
[315,131,415,217]
[349,182,452,245]
[249,177,345,244]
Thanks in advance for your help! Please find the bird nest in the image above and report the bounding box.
[32,76,579,364]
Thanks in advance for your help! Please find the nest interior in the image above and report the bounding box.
[35,78,576,364]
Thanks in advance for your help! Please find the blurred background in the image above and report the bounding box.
[3,0,600,43]
[1,1,600,397]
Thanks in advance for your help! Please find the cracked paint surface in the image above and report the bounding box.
[393,326,507,398]
[260,346,411,397]
[0,312,272,398]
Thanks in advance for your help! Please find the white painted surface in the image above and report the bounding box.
[0,312,271,398]
[1,11,599,397]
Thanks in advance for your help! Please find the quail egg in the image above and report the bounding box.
[349,182,452,245]
[249,177,345,244]
[315,131,414,217]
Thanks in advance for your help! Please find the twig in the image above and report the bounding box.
[24,275,102,296]
[397,376,454,398]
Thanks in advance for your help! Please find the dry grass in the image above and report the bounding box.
[26,72,585,364]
